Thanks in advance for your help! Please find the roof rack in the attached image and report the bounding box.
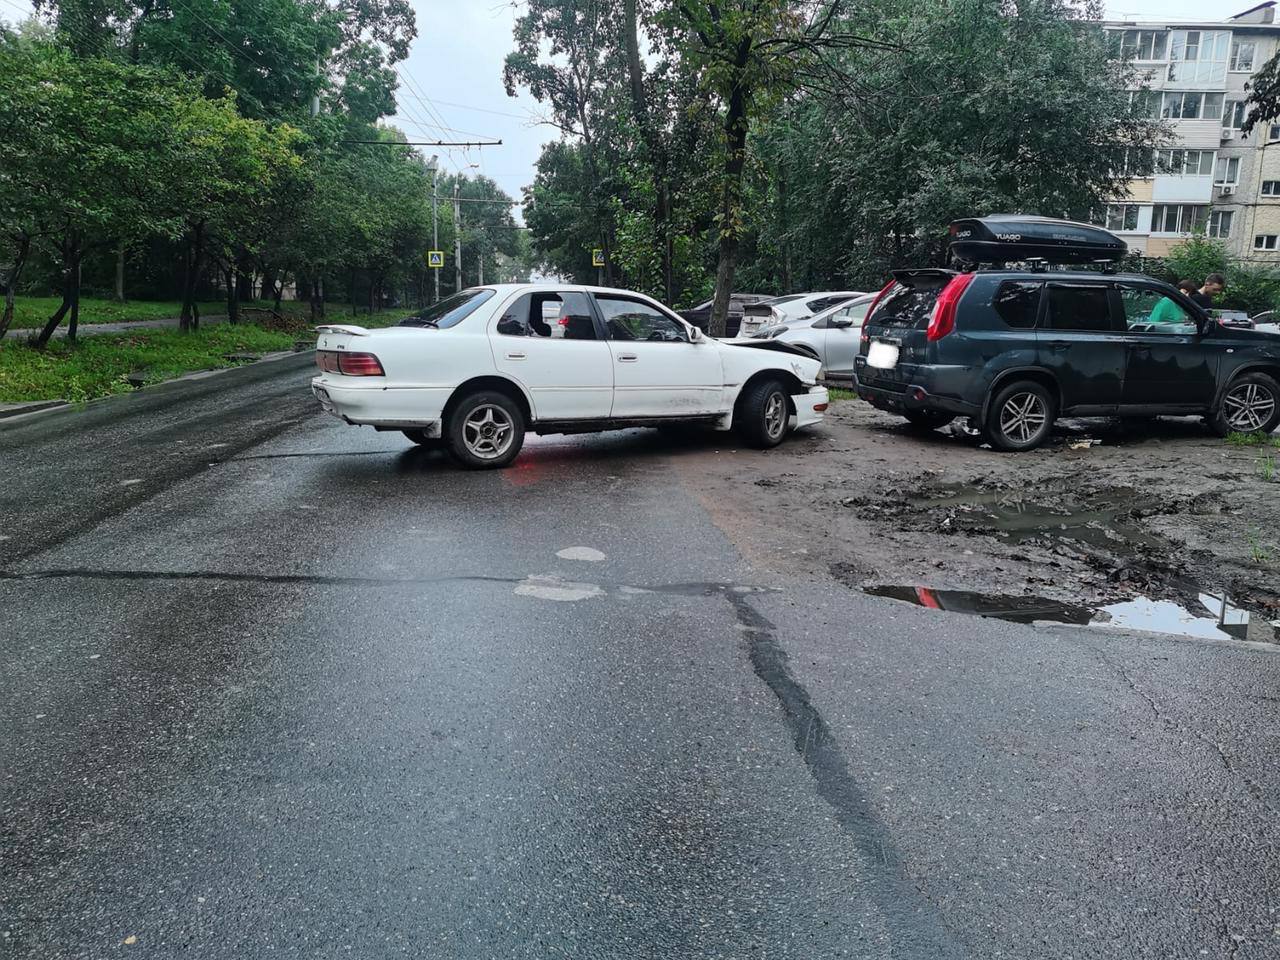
[949,215,1127,267]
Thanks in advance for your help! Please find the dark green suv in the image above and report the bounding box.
[855,216,1280,450]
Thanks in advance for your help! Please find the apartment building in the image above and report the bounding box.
[1102,2,1280,261]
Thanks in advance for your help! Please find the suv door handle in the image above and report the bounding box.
[617,353,639,362]
[1047,340,1070,351]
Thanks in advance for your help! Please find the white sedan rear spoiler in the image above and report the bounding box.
[315,324,371,336]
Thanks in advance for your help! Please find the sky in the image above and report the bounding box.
[0,0,1261,214]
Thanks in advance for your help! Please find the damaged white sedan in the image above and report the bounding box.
[311,284,829,469]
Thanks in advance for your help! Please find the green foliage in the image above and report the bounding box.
[1,296,225,329]
[0,324,297,401]
[1160,235,1280,315]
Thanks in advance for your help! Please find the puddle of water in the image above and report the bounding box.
[914,485,1164,551]
[866,584,1276,643]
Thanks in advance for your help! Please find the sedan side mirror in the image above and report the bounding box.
[689,326,705,342]
[829,317,854,329]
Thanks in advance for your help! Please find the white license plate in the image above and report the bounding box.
[867,341,899,369]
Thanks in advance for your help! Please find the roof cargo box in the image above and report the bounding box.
[948,215,1126,265]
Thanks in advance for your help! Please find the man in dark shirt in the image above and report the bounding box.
[1191,273,1225,309]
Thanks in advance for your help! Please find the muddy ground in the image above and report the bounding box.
[675,397,1280,640]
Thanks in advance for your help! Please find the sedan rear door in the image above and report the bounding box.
[490,290,614,420]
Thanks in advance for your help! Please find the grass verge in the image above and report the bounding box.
[1226,430,1280,447]
[827,386,857,401]
[0,324,299,403]
[5,295,416,330]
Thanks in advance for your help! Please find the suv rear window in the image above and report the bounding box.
[994,281,1042,329]
[869,283,944,330]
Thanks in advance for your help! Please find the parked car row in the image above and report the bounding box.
[310,217,1278,467]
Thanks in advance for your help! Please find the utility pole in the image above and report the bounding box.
[311,56,321,117]
[477,226,484,285]
[453,182,462,294]
[428,155,439,304]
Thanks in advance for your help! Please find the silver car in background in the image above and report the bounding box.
[750,294,874,380]
[739,290,867,338]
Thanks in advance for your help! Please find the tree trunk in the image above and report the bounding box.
[67,259,81,341]
[309,275,325,322]
[273,273,284,311]
[113,241,127,302]
[35,232,81,348]
[708,77,750,338]
[180,224,204,332]
[0,234,31,339]
[224,265,239,324]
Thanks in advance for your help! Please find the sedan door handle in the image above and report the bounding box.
[505,352,527,360]
[616,354,639,362]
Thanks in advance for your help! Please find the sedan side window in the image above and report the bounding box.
[595,295,688,342]
[1045,284,1116,332]
[1118,285,1198,334]
[496,292,598,339]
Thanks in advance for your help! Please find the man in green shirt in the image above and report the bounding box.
[1148,280,1196,327]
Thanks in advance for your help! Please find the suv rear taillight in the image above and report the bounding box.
[316,350,385,376]
[862,279,897,343]
[926,273,974,342]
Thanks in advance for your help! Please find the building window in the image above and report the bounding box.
[1117,29,1169,61]
[1168,30,1230,83]
[1230,39,1256,72]
[1156,149,1216,176]
[1104,204,1141,232]
[1262,181,1280,197]
[1161,91,1224,121]
[1224,100,1248,130]
[1214,157,1240,185]
[1131,90,1160,119]
[1254,234,1278,250]
[1209,211,1234,238]
[1270,124,1280,142]
[1151,204,1208,234]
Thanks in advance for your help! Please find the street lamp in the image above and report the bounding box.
[426,155,439,304]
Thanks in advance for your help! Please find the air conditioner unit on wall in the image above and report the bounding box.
[1220,185,1237,196]
[1222,128,1236,140]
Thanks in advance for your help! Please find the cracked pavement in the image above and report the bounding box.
[2,359,1280,958]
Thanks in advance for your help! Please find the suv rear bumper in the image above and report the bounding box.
[855,364,981,417]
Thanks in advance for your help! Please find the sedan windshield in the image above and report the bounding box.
[399,288,496,329]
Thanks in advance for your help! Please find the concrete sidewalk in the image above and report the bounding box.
[2,313,230,341]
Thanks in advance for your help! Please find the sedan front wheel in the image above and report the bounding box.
[735,378,791,449]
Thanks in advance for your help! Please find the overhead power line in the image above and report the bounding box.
[339,138,502,147]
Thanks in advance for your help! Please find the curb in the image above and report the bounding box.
[0,348,315,427]
[0,400,66,420]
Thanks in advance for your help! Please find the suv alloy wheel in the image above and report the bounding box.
[1209,372,1280,437]
[984,380,1056,451]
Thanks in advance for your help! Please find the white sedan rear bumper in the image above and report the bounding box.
[311,376,450,434]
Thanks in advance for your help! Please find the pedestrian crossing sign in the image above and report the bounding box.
[426,250,445,268]
[591,248,605,268]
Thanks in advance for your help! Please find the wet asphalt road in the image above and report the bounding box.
[3,358,1280,959]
